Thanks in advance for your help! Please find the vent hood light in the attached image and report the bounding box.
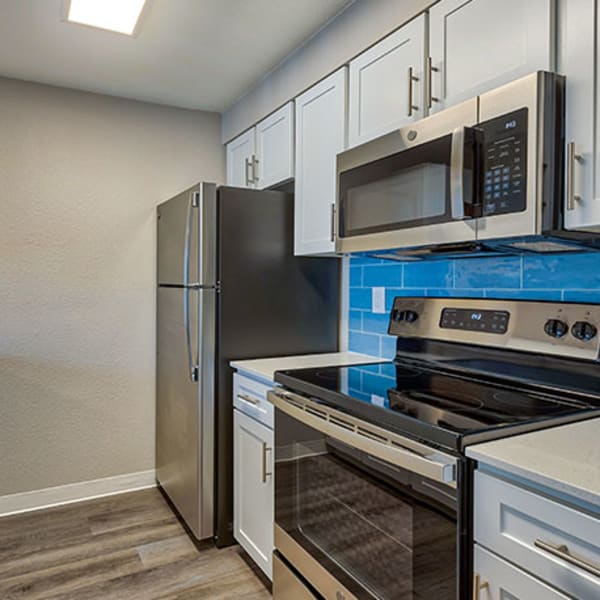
[66,0,147,35]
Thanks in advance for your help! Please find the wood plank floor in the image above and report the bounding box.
[0,488,271,599]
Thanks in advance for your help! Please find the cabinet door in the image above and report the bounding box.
[474,545,570,600]
[348,15,426,147]
[429,0,554,113]
[226,129,256,188]
[559,0,600,231]
[255,102,294,189]
[294,67,347,255]
[233,409,274,579]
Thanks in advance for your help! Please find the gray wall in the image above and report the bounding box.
[222,0,432,142]
[0,77,224,496]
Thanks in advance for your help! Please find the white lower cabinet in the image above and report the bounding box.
[233,408,274,580]
[474,470,600,600]
[474,545,570,600]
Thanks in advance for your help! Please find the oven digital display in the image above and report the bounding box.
[440,308,509,334]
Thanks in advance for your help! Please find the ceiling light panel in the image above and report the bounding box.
[67,0,147,35]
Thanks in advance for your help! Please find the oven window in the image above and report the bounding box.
[339,135,453,237]
[275,411,458,599]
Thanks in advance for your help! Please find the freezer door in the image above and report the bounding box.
[157,182,217,286]
[156,286,216,540]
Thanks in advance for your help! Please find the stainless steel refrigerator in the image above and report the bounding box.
[156,183,339,546]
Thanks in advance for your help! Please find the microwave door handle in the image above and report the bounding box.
[450,127,466,220]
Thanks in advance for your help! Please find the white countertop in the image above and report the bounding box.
[230,351,381,382]
[466,417,600,507]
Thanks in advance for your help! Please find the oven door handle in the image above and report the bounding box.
[269,390,457,485]
[450,126,483,220]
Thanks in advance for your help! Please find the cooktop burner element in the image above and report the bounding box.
[275,298,600,452]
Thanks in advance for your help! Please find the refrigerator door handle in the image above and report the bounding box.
[184,192,199,383]
[184,288,198,382]
[184,192,199,286]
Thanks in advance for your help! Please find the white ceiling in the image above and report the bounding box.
[0,0,354,112]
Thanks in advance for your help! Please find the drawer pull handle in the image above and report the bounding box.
[238,393,260,406]
[534,539,600,578]
[472,573,489,600]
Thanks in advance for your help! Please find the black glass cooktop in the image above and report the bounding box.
[274,361,600,452]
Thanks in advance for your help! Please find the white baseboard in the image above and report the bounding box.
[0,469,156,517]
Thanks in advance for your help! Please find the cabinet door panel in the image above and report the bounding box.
[348,15,426,147]
[256,102,294,189]
[475,545,570,600]
[226,129,255,188]
[294,67,347,255]
[559,0,600,231]
[233,410,274,579]
[429,0,553,112]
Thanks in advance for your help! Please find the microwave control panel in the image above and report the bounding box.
[480,108,528,217]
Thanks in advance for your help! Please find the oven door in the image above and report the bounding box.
[336,98,480,253]
[271,390,462,600]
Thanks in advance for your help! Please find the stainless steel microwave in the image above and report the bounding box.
[335,71,564,254]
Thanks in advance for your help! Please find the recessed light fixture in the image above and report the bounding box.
[66,0,147,36]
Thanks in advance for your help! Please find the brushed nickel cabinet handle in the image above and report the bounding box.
[330,203,336,243]
[427,56,440,108]
[245,157,253,187]
[535,539,600,578]
[252,155,259,184]
[567,142,583,211]
[237,393,259,406]
[472,573,489,600]
[408,66,419,117]
[262,442,272,483]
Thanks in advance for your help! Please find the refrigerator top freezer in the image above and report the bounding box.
[156,183,339,546]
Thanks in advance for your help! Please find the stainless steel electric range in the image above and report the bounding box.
[268,298,600,600]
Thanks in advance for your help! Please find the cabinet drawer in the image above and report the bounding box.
[474,545,570,600]
[233,373,274,428]
[474,471,600,599]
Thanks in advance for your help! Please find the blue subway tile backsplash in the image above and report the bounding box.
[348,254,600,358]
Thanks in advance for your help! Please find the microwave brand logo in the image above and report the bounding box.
[505,120,517,130]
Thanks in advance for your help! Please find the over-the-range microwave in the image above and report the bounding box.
[335,71,576,256]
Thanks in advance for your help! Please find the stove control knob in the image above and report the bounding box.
[572,321,598,342]
[403,310,419,323]
[392,309,419,323]
[544,319,568,338]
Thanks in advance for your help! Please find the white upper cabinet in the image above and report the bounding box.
[294,67,347,255]
[429,0,554,113]
[255,102,294,189]
[348,15,426,147]
[226,129,256,188]
[226,103,294,190]
[559,0,600,232]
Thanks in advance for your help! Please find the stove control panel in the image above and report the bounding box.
[388,297,600,361]
[440,308,509,334]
